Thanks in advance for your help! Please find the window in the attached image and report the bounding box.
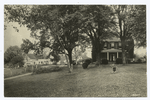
[111,42,114,47]
[119,42,121,47]
[107,43,111,49]
[104,42,107,47]
[114,42,118,49]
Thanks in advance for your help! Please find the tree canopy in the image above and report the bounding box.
[112,5,146,64]
[5,5,146,67]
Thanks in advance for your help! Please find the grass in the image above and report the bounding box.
[4,67,33,78]
[4,64,147,97]
[4,64,66,78]
[4,68,28,78]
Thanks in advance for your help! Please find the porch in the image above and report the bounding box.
[101,49,122,62]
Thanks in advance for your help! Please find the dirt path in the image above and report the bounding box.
[4,73,32,80]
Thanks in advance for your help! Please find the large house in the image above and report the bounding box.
[101,37,134,62]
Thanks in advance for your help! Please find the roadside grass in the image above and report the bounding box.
[4,64,147,97]
[4,68,31,78]
[4,64,67,78]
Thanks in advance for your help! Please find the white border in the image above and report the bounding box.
[1,0,149,100]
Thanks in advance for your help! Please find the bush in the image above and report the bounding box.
[101,59,108,64]
[127,59,131,63]
[84,59,92,65]
[137,59,142,63]
[33,66,61,74]
[82,63,89,69]
[116,58,122,64]
[72,60,76,65]
[10,55,24,67]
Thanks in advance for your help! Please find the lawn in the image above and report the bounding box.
[4,67,33,78]
[4,64,65,78]
[4,64,147,97]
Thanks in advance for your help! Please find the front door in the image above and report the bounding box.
[109,53,116,62]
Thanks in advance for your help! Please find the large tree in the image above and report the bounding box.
[79,5,117,64]
[5,5,84,72]
[112,5,146,64]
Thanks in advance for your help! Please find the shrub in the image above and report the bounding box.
[84,59,92,65]
[10,55,24,67]
[116,58,122,64]
[101,59,108,64]
[72,60,76,65]
[137,59,142,63]
[33,66,61,74]
[127,59,131,63]
[82,63,89,69]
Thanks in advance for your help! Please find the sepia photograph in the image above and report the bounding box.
[4,4,147,98]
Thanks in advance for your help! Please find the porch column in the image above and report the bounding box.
[107,52,109,60]
[117,52,118,58]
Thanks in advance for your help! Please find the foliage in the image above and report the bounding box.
[4,46,22,64]
[101,59,108,64]
[72,45,87,64]
[10,55,24,67]
[72,60,76,65]
[33,66,61,74]
[137,59,142,63]
[4,5,88,72]
[132,5,146,47]
[79,5,117,63]
[84,58,92,65]
[112,5,146,64]
[4,5,146,67]
[49,51,60,63]
[21,39,34,54]
[82,58,92,69]
[82,62,89,69]
[116,58,122,64]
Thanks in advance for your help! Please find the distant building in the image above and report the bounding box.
[24,54,52,65]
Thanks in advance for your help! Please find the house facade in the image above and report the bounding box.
[24,54,52,65]
[101,37,134,62]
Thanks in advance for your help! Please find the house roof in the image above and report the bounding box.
[27,54,44,59]
[101,49,122,52]
[104,37,120,42]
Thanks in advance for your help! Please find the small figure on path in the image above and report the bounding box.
[111,63,117,73]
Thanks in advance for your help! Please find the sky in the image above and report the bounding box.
[4,22,34,51]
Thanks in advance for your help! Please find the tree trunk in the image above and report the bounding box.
[96,43,102,66]
[95,44,100,65]
[92,38,103,65]
[122,49,126,65]
[74,47,78,65]
[67,49,73,73]
[92,47,97,62]
[92,40,99,63]
[96,51,101,65]
[121,39,126,65]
